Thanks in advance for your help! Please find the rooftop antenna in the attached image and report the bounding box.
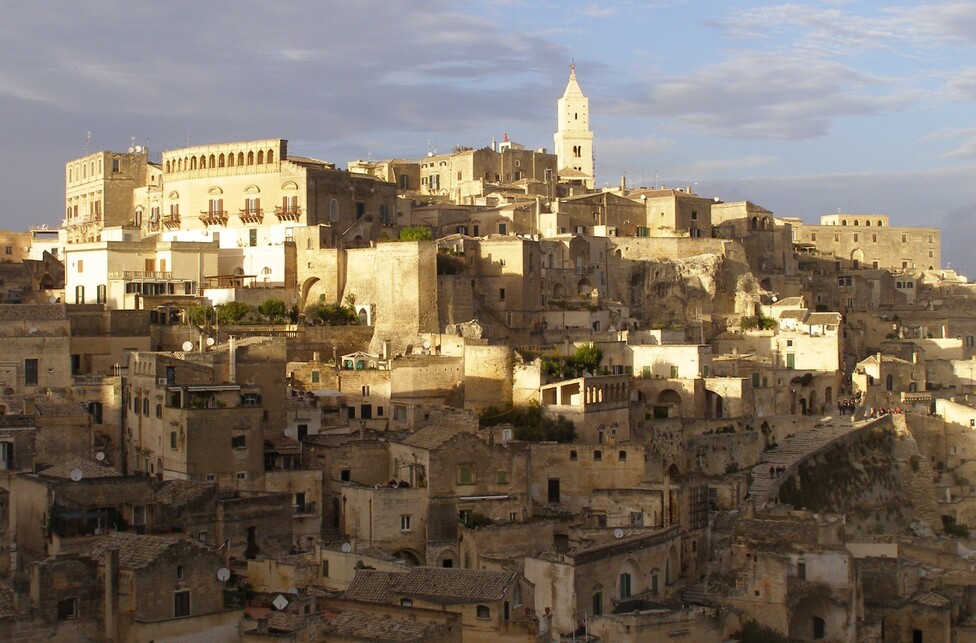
[185,132,192,146]
[83,130,91,154]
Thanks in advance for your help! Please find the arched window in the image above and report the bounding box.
[330,199,339,222]
[476,605,490,619]
[238,152,245,166]
[865,220,871,226]
[256,150,264,164]
[853,219,859,226]
[247,151,254,165]
[228,153,235,167]
[218,154,225,167]
[267,149,274,163]
[886,374,893,391]
[209,154,216,167]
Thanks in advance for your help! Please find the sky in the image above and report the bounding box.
[2,0,976,274]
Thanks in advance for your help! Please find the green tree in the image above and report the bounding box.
[399,225,433,242]
[258,298,288,322]
[215,301,251,324]
[185,304,210,325]
[572,343,603,374]
[304,300,359,325]
[479,402,576,443]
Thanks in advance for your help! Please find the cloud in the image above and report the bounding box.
[625,51,898,139]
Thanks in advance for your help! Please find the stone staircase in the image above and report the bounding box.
[748,414,871,507]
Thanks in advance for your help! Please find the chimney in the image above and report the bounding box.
[104,546,119,642]
[228,336,237,383]
[620,175,627,195]
[382,340,390,360]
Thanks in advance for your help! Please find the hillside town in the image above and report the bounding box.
[1,67,975,642]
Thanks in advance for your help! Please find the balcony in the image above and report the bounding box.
[238,208,264,224]
[294,501,317,516]
[199,210,228,227]
[163,215,181,229]
[109,271,174,280]
[274,205,302,222]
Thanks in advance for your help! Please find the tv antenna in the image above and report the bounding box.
[84,130,91,154]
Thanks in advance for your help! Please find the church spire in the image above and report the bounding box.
[554,64,594,189]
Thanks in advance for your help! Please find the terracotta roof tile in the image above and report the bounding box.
[345,568,516,605]
[38,459,122,480]
[329,610,443,641]
[82,532,207,570]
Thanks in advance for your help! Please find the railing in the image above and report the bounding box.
[109,271,174,280]
[163,215,181,228]
[294,501,317,516]
[238,208,264,223]
[199,211,228,226]
[274,206,302,221]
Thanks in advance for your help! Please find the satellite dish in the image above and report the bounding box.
[134,145,143,153]
[181,341,194,351]
[216,567,231,582]
[272,595,289,610]
[422,340,431,350]
[284,428,293,437]
[70,467,83,482]
[206,337,216,347]
[49,297,57,303]
[340,542,352,553]
[613,528,624,539]
[95,451,105,461]
[128,146,135,153]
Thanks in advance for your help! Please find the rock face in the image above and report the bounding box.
[620,252,761,330]
[776,414,939,534]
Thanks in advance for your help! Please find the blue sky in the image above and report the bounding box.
[2,0,975,274]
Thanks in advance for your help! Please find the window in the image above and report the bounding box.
[236,471,247,481]
[400,515,411,531]
[593,450,602,461]
[174,590,190,617]
[57,597,79,620]
[170,431,177,449]
[232,435,247,449]
[206,474,216,482]
[177,565,184,580]
[476,605,490,619]
[249,228,257,247]
[311,370,320,383]
[592,591,602,616]
[813,616,826,639]
[670,365,679,378]
[547,478,560,503]
[497,470,507,484]
[498,223,507,235]
[569,450,578,461]
[75,285,85,304]
[322,560,330,577]
[619,572,632,599]
[156,403,163,418]
[902,234,908,243]
[457,464,475,485]
[618,450,627,462]
[25,358,38,386]
[340,469,351,481]
[401,598,413,607]
[499,288,505,301]
[797,561,806,580]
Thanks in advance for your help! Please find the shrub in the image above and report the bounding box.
[399,226,432,242]
[258,298,288,321]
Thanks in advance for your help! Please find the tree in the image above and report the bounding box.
[399,226,433,242]
[479,402,576,443]
[572,343,603,374]
[185,304,210,325]
[215,301,251,324]
[258,298,288,322]
[304,298,359,325]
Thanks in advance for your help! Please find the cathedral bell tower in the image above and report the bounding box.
[554,64,594,189]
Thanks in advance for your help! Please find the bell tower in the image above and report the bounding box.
[554,64,594,189]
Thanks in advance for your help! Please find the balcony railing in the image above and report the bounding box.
[238,208,264,224]
[199,210,228,226]
[109,271,174,280]
[163,215,181,229]
[274,206,302,221]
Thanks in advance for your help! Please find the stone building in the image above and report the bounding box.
[82,531,240,641]
[793,214,940,274]
[63,149,149,245]
[344,567,539,642]
[419,141,558,204]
